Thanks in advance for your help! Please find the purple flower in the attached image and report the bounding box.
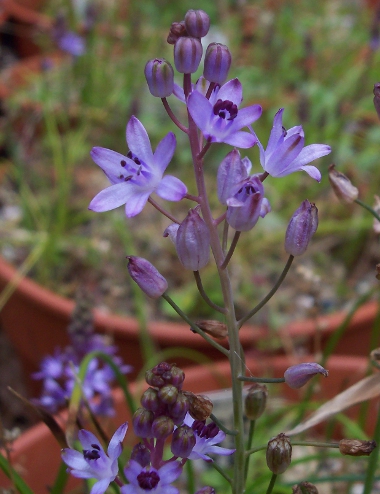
[183,413,235,462]
[121,460,182,494]
[89,116,187,217]
[187,78,262,148]
[252,108,331,181]
[62,422,128,494]
[57,31,86,56]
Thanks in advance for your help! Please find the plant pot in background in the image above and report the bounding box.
[0,354,377,493]
[0,256,268,395]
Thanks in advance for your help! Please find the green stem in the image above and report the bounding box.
[238,255,294,328]
[363,405,380,494]
[211,461,233,485]
[221,231,241,270]
[193,271,226,314]
[162,293,229,357]
[266,473,278,494]
[238,376,285,384]
[355,198,380,222]
[210,413,238,436]
[185,457,195,494]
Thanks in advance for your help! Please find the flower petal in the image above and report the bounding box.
[61,449,89,470]
[222,131,257,148]
[216,78,243,106]
[90,147,134,184]
[265,133,304,176]
[233,105,262,129]
[290,144,331,168]
[89,183,132,212]
[154,132,177,173]
[90,478,111,494]
[205,445,235,456]
[107,422,128,459]
[156,175,187,201]
[158,462,182,484]
[300,165,322,182]
[187,91,213,133]
[124,190,151,217]
[79,430,103,450]
[266,108,285,155]
[126,116,154,166]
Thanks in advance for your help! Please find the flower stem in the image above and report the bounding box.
[238,376,285,384]
[244,420,255,482]
[355,198,380,222]
[161,97,188,133]
[162,293,229,357]
[363,405,380,494]
[210,413,238,436]
[148,197,181,223]
[238,255,294,328]
[265,473,278,494]
[221,231,241,270]
[193,271,226,314]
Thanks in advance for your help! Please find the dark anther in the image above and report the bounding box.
[213,99,238,120]
[125,175,133,181]
[83,448,100,460]
[127,151,133,159]
[120,160,127,167]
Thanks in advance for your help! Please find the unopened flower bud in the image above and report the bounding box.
[171,424,196,457]
[167,365,185,388]
[244,384,268,420]
[151,416,174,439]
[145,369,165,388]
[176,208,210,270]
[144,59,174,98]
[141,387,159,411]
[339,439,376,456]
[266,433,292,474]
[374,82,380,120]
[292,481,319,494]
[126,256,168,298]
[184,392,213,420]
[284,363,328,389]
[130,442,151,467]
[194,320,228,339]
[217,149,250,205]
[167,21,187,44]
[169,392,189,421]
[204,43,232,84]
[132,408,154,438]
[184,10,210,38]
[328,164,358,204]
[174,36,203,73]
[285,200,318,256]
[158,384,179,405]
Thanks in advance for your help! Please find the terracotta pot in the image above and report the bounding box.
[0,354,377,492]
[0,256,267,394]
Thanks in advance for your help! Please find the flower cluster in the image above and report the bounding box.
[62,362,233,494]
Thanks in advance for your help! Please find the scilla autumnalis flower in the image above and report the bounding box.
[187,78,262,147]
[89,116,187,217]
[121,460,182,494]
[251,108,331,181]
[61,422,128,494]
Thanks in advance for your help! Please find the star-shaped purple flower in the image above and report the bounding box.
[89,116,187,217]
[183,413,235,462]
[61,422,128,494]
[121,460,182,494]
[252,108,331,181]
[187,78,262,148]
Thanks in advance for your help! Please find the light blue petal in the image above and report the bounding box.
[90,478,112,494]
[124,190,151,217]
[300,165,322,182]
[158,462,182,484]
[222,131,257,148]
[187,91,212,133]
[266,108,285,156]
[206,445,235,456]
[61,449,88,470]
[79,430,102,450]
[89,183,133,212]
[154,133,177,173]
[217,78,243,106]
[265,133,304,175]
[91,148,135,184]
[156,175,187,201]
[233,105,262,129]
[290,144,331,168]
[107,422,128,459]
[126,116,154,167]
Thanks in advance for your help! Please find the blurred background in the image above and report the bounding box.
[0,0,379,329]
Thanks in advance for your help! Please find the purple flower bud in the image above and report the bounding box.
[166,365,185,388]
[284,200,318,256]
[226,175,267,231]
[284,363,328,389]
[176,208,210,270]
[292,482,319,494]
[163,223,179,244]
[126,256,168,298]
[266,433,292,474]
[132,408,154,438]
[171,425,196,457]
[169,392,189,420]
[184,10,210,38]
[244,383,268,420]
[158,384,179,405]
[195,488,216,494]
[328,164,358,204]
[217,149,250,205]
[203,43,232,84]
[130,443,151,467]
[174,37,203,73]
[144,58,174,98]
[151,416,174,439]
[145,369,165,388]
[141,387,160,411]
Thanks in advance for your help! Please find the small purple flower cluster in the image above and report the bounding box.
[33,321,132,416]
[62,362,232,494]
